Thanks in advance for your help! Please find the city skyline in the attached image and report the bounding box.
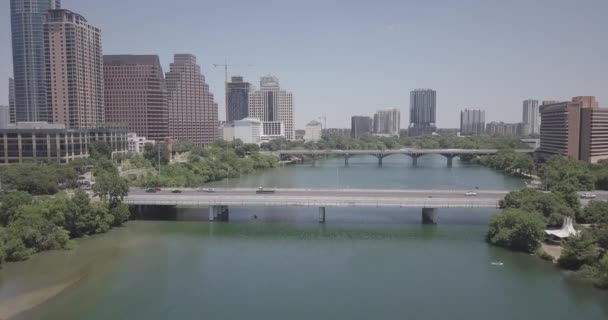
[1,0,607,128]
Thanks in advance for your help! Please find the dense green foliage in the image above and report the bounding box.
[486,209,545,253]
[558,231,600,270]
[133,140,277,188]
[500,189,578,228]
[0,190,130,265]
[0,163,79,195]
[578,201,608,224]
[590,160,608,190]
[539,156,595,191]
[88,141,113,160]
[143,143,170,167]
[261,134,529,151]
[474,149,535,176]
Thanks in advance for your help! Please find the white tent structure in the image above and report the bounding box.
[545,217,579,240]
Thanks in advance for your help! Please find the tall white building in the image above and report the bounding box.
[522,99,540,135]
[304,120,322,142]
[373,108,400,136]
[248,76,294,140]
[460,109,485,136]
[223,118,262,145]
[128,132,155,154]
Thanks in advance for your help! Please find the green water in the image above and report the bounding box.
[1,156,607,319]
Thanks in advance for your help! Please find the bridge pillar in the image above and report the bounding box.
[442,154,456,167]
[318,207,326,223]
[411,155,420,166]
[422,208,437,224]
[344,154,350,167]
[209,205,229,222]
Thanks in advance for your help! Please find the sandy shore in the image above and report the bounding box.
[0,270,86,320]
[541,243,562,262]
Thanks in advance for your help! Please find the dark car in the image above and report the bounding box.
[146,188,157,193]
[171,189,182,194]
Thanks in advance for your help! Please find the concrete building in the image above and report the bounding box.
[0,106,10,129]
[0,123,127,164]
[460,109,485,136]
[409,89,437,136]
[322,128,350,138]
[222,118,263,145]
[486,121,522,136]
[248,76,294,140]
[304,120,322,142]
[166,54,218,145]
[226,76,250,122]
[45,9,104,129]
[261,121,285,142]
[351,116,373,138]
[540,96,607,163]
[10,0,61,123]
[8,78,16,124]
[295,130,305,142]
[522,99,540,135]
[373,108,400,136]
[127,132,155,154]
[104,55,168,141]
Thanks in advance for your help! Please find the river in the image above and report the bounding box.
[1,155,607,319]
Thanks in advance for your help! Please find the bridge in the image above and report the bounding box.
[268,149,535,166]
[125,188,511,224]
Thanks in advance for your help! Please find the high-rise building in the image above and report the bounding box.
[166,54,218,145]
[45,9,104,129]
[486,122,523,136]
[248,76,294,140]
[104,55,168,141]
[322,128,350,138]
[373,108,400,136]
[522,99,540,135]
[409,89,437,136]
[8,78,16,124]
[0,106,10,129]
[460,109,485,136]
[351,116,373,138]
[304,120,322,142]
[539,96,608,163]
[226,76,250,122]
[10,0,61,123]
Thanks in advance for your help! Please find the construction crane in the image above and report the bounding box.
[213,60,252,84]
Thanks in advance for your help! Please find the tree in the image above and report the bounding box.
[88,141,113,160]
[486,209,545,253]
[172,139,195,154]
[539,156,595,191]
[500,189,575,227]
[110,204,130,227]
[143,143,170,167]
[0,191,33,226]
[578,201,608,224]
[595,255,608,289]
[558,231,599,270]
[92,172,129,208]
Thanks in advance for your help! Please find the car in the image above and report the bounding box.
[464,191,477,196]
[580,192,597,199]
[171,189,182,194]
[145,188,157,193]
[256,187,276,194]
[155,187,161,192]
[198,188,216,193]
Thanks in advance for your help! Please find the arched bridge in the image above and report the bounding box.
[268,149,535,166]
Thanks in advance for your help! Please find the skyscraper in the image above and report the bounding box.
[8,78,16,124]
[45,9,104,128]
[166,54,218,145]
[522,99,540,135]
[373,108,401,136]
[460,109,485,136]
[351,116,373,138]
[248,76,295,140]
[226,76,250,122]
[10,0,61,122]
[409,89,437,136]
[104,55,169,141]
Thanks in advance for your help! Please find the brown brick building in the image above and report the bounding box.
[165,54,218,145]
[104,55,169,141]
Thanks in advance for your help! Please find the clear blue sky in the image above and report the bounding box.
[1,0,607,128]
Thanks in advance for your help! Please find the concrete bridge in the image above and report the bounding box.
[267,149,535,166]
[125,188,511,224]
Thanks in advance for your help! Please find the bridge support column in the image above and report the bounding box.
[412,155,419,166]
[318,207,326,223]
[344,155,350,167]
[442,154,456,168]
[209,205,229,222]
[376,155,386,166]
[422,208,437,224]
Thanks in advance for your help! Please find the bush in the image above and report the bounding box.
[486,209,545,253]
[558,231,599,270]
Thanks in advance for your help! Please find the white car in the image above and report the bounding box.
[198,188,215,193]
[464,191,478,196]
[580,192,597,199]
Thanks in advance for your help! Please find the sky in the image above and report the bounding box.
[1,0,607,128]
